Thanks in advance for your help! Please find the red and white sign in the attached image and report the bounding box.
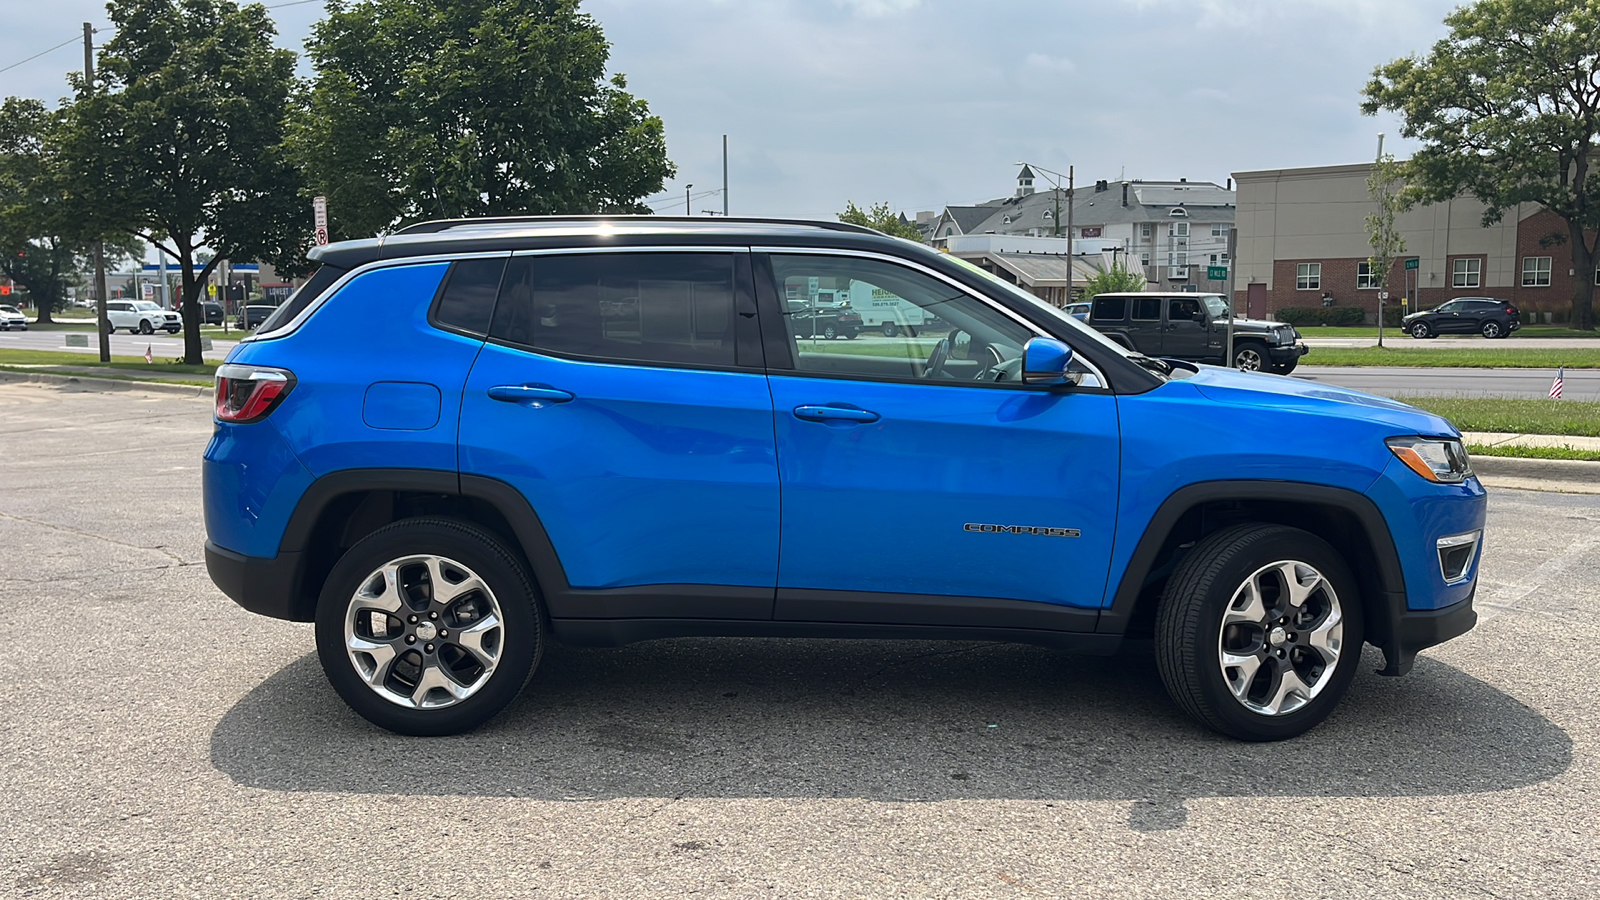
[313,196,329,246]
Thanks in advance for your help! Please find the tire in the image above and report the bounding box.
[845,331,859,340]
[1410,321,1432,339]
[1155,523,1363,741]
[1231,342,1267,372]
[104,320,114,335]
[166,327,180,334]
[1271,359,1299,376]
[138,319,154,335]
[1481,320,1504,339]
[314,517,544,736]
[882,322,899,337]
[823,324,838,340]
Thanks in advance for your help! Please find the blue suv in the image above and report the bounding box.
[204,217,1484,741]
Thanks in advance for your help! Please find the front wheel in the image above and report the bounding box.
[1410,322,1432,339]
[314,518,544,736]
[1270,359,1298,376]
[1232,342,1266,372]
[138,319,154,335]
[1155,524,1363,741]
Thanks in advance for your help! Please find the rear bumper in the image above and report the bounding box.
[205,540,310,621]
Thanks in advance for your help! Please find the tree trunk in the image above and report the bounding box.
[1567,219,1596,331]
[179,246,203,365]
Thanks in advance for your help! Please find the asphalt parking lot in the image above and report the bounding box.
[1,381,1596,899]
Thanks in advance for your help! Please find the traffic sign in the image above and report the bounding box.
[1207,265,1228,281]
[313,196,329,246]
[1404,258,1420,270]
[1378,290,1389,300]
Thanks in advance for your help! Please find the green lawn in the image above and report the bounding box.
[1296,325,1598,338]
[0,348,218,384]
[1466,443,1600,462]
[1400,396,1600,436]
[1307,346,1600,368]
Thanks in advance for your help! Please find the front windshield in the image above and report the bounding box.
[134,301,162,311]
[1201,295,1229,318]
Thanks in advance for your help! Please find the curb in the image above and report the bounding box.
[0,369,211,399]
[1470,455,1600,494]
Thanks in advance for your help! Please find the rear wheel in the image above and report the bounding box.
[1481,320,1504,339]
[1155,524,1362,741]
[881,322,899,337]
[823,324,838,340]
[1410,321,1432,339]
[314,518,544,735]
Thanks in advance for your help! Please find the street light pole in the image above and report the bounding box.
[85,22,110,363]
[1376,132,1386,349]
[685,184,693,215]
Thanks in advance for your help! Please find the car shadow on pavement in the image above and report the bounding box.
[209,638,1570,831]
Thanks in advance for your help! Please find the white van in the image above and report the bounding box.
[816,281,928,336]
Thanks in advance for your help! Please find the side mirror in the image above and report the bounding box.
[1022,336,1080,386]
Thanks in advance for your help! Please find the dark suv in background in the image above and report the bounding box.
[1403,297,1520,339]
[1086,291,1308,374]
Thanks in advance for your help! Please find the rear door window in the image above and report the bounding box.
[1132,297,1162,321]
[489,252,750,369]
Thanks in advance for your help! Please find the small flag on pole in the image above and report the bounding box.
[144,344,153,365]
[1549,366,1564,399]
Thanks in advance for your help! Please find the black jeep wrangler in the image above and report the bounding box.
[1086,291,1308,374]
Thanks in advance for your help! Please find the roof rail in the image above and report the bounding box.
[393,214,883,237]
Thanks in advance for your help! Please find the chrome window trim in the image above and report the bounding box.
[509,245,749,256]
[244,250,513,343]
[752,245,1109,390]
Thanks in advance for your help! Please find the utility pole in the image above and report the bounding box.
[685,184,693,215]
[722,135,728,217]
[86,23,111,363]
[1376,133,1386,349]
[1065,164,1075,273]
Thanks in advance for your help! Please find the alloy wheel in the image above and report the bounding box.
[1216,559,1344,716]
[1233,347,1263,371]
[343,553,505,709]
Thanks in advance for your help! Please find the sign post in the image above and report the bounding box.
[313,196,329,247]
[1378,290,1389,347]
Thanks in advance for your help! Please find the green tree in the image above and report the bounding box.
[1366,152,1407,344]
[1361,0,1600,331]
[1082,262,1146,300]
[0,98,97,323]
[838,201,925,241]
[293,0,674,238]
[63,0,305,362]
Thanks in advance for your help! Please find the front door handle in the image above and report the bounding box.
[488,384,575,403]
[793,404,880,423]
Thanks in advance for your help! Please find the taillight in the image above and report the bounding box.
[215,363,295,423]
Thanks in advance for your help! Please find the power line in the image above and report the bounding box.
[0,33,81,76]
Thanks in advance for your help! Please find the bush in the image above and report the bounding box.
[1275,306,1366,326]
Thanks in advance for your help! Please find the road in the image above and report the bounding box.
[0,380,1595,899]
[1294,364,1600,399]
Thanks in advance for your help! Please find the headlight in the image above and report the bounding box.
[1386,436,1473,484]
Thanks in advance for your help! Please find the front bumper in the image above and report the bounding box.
[1374,590,1477,676]
[1269,342,1308,364]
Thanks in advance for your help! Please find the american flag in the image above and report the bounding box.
[1549,366,1564,399]
[144,344,153,365]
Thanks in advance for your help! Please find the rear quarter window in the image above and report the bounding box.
[257,265,347,334]
[431,258,507,336]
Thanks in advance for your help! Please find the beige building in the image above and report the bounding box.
[1234,163,1576,322]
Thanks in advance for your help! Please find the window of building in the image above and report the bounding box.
[1168,207,1188,217]
[489,253,740,368]
[1211,223,1228,237]
[1140,223,1152,239]
[1139,252,1151,266]
[1172,222,1190,238]
[1452,257,1482,288]
[1297,263,1321,290]
[1522,256,1552,287]
[1357,261,1377,290]
[1208,252,1230,267]
[1168,249,1189,268]
[1041,210,1053,220]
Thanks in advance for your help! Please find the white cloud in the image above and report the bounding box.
[834,0,923,18]
[1024,53,1077,74]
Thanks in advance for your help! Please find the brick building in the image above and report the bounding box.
[1233,162,1589,323]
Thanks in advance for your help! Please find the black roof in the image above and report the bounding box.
[307,216,902,269]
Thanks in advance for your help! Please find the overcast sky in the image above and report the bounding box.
[6,0,1458,222]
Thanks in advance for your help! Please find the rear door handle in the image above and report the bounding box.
[488,384,575,403]
[793,404,879,423]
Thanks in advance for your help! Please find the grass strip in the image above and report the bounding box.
[1467,443,1600,462]
[1399,396,1600,437]
[1297,325,1599,339]
[0,348,218,376]
[1307,346,1600,368]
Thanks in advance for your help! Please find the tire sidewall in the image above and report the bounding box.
[1163,526,1364,741]
[314,518,542,736]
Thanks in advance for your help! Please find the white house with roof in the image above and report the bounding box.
[928,167,1238,299]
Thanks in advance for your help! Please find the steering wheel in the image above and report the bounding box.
[923,337,950,379]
